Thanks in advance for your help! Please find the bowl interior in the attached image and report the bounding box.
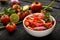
[23,13,56,32]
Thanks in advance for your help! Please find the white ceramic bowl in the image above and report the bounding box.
[23,13,56,37]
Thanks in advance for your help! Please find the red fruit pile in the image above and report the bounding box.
[24,13,54,31]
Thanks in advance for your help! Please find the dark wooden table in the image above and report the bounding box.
[0,0,60,40]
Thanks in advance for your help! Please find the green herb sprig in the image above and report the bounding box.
[44,12,51,21]
[4,8,16,15]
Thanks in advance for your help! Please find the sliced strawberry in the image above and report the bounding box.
[28,26,34,30]
[34,26,46,31]
[45,22,53,28]
[25,22,29,26]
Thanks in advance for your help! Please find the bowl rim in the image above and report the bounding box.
[23,13,56,32]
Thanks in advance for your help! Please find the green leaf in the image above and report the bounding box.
[16,21,23,24]
[0,26,5,30]
[42,6,53,11]
[44,12,51,21]
[43,0,55,11]
[4,8,16,15]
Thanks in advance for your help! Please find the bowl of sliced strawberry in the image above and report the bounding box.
[23,13,56,37]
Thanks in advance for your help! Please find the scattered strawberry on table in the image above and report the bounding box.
[6,22,16,32]
[1,14,10,25]
[30,2,42,12]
